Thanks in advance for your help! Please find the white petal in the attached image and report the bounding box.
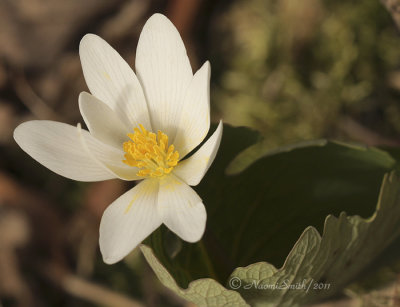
[100,179,161,264]
[173,61,211,157]
[14,120,115,182]
[77,124,141,181]
[79,92,129,149]
[173,121,223,186]
[79,34,151,130]
[158,176,206,242]
[135,13,193,139]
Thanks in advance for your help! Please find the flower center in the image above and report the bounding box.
[122,124,179,178]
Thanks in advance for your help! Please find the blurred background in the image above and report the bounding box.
[1,0,400,306]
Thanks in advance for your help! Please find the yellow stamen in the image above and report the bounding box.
[122,124,180,178]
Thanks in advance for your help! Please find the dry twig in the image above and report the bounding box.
[13,72,60,120]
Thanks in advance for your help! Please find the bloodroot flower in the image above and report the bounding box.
[14,14,223,264]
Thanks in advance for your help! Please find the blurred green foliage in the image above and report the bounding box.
[210,0,400,149]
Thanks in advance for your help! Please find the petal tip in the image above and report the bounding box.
[100,246,125,264]
[102,256,118,265]
[13,122,23,140]
[13,126,24,148]
[199,61,211,79]
[79,34,104,56]
[80,33,98,46]
[99,235,124,265]
[78,91,89,99]
[184,230,206,243]
[147,13,171,24]
[78,91,93,111]
[13,121,37,145]
[142,13,178,35]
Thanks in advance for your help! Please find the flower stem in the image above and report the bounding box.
[198,240,218,281]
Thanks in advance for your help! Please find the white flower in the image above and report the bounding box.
[13,14,223,264]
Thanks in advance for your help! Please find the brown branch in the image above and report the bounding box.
[43,263,145,307]
[12,71,60,120]
[338,116,400,147]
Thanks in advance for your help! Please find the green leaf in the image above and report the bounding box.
[142,124,400,306]
[141,245,250,307]
[231,171,400,306]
